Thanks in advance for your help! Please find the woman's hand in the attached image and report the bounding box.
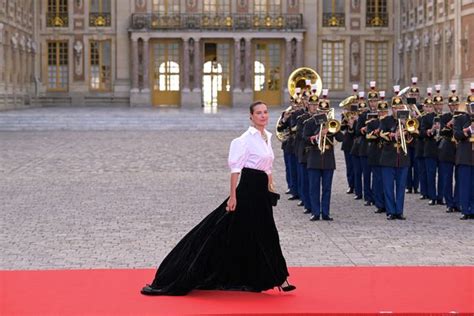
[226,196,237,212]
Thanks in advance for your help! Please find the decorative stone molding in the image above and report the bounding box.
[413,34,420,51]
[433,30,441,46]
[351,0,360,10]
[288,0,297,8]
[74,40,84,77]
[135,0,145,9]
[423,32,430,48]
[187,0,196,8]
[19,35,26,51]
[445,27,452,44]
[75,0,83,10]
[351,41,360,77]
[238,0,247,8]
[11,33,18,49]
[405,36,411,52]
[397,38,404,54]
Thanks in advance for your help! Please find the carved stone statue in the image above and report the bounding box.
[397,38,404,54]
[405,37,411,52]
[445,27,452,44]
[433,31,441,46]
[74,40,84,77]
[351,41,360,77]
[413,34,420,51]
[423,32,430,47]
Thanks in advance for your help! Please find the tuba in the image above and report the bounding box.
[276,67,323,142]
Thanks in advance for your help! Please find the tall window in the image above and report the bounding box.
[47,41,68,91]
[90,40,111,91]
[322,41,344,90]
[322,0,345,27]
[203,0,230,14]
[90,0,111,27]
[152,0,180,14]
[153,42,180,91]
[365,41,388,90]
[47,0,68,27]
[366,0,388,27]
[254,43,280,91]
[254,0,281,15]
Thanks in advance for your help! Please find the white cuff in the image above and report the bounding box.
[230,168,242,174]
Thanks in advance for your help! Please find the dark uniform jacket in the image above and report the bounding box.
[438,112,456,163]
[420,112,438,159]
[296,112,311,164]
[303,116,344,170]
[277,112,291,152]
[453,113,474,166]
[350,111,367,157]
[357,111,369,157]
[286,109,304,155]
[379,116,411,168]
[341,114,355,152]
[366,118,382,166]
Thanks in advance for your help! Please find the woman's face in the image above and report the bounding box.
[251,103,269,127]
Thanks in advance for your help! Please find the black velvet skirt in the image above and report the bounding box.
[149,168,290,295]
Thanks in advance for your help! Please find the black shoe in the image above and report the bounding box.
[279,280,296,292]
[413,188,419,194]
[387,214,397,220]
[428,200,436,206]
[297,201,304,207]
[285,189,291,194]
[354,195,362,200]
[446,207,455,213]
[288,195,299,200]
[437,200,445,205]
[454,207,461,212]
[141,285,164,296]
[374,208,386,214]
[460,214,470,220]
[322,216,333,221]
[303,209,311,214]
[364,201,373,206]
[310,214,320,221]
[396,215,406,220]
[406,188,413,194]
[346,187,354,194]
[420,195,428,200]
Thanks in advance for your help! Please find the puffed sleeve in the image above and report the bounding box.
[228,136,248,173]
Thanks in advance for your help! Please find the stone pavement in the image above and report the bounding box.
[0,107,473,270]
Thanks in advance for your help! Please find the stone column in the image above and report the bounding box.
[296,38,303,68]
[182,38,190,91]
[142,38,150,91]
[233,37,241,91]
[193,38,201,91]
[244,37,252,92]
[131,38,139,92]
[285,37,292,92]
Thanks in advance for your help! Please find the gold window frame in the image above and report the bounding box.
[89,40,112,92]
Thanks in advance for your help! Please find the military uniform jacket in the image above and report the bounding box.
[379,116,411,168]
[357,111,369,157]
[303,117,344,170]
[366,118,382,166]
[453,113,474,166]
[277,112,291,152]
[438,112,456,163]
[341,121,355,152]
[420,112,438,159]
[296,112,311,164]
[287,109,304,154]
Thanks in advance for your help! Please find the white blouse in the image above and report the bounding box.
[228,126,274,174]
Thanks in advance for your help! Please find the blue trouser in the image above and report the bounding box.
[283,151,293,192]
[308,168,334,218]
[417,157,427,196]
[352,155,362,197]
[288,153,298,196]
[436,162,444,202]
[425,157,438,201]
[297,162,310,209]
[296,162,305,202]
[457,165,474,215]
[439,161,455,208]
[372,166,385,209]
[360,156,373,203]
[454,166,460,208]
[344,151,354,190]
[406,146,419,190]
[382,166,408,216]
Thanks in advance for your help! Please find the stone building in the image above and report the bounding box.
[0,0,473,111]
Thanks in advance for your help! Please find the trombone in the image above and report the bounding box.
[318,108,341,154]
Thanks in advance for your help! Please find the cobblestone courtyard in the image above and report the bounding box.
[1,108,473,270]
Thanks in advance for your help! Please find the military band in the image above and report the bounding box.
[276,67,474,221]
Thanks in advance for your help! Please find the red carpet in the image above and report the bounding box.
[1,267,473,315]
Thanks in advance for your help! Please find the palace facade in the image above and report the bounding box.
[0,0,473,111]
